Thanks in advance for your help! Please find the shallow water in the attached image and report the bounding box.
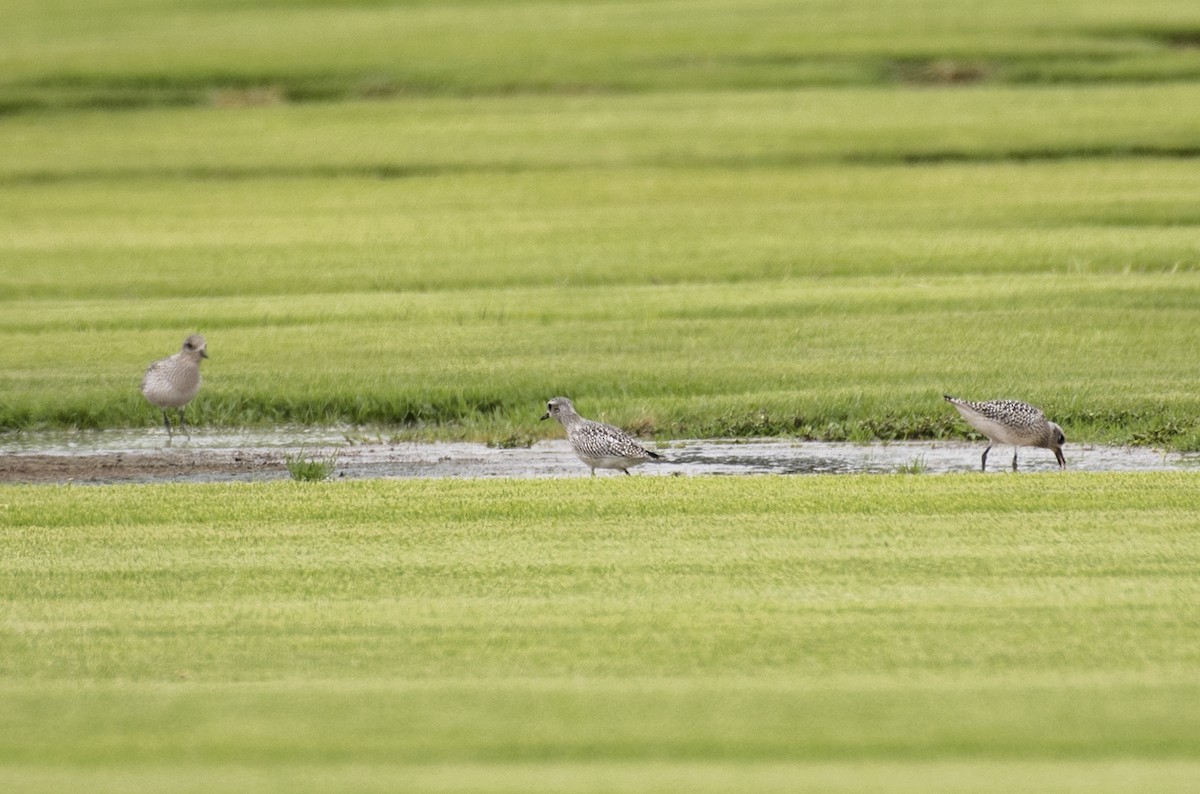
[1,427,1197,484]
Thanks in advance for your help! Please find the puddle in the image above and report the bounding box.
[1,427,1197,484]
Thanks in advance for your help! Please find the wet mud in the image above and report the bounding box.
[1,428,1196,485]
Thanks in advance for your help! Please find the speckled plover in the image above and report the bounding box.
[541,396,663,476]
[142,334,208,438]
[944,394,1065,472]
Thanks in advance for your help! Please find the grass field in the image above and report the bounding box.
[2,1,1200,443]
[4,0,1200,111]
[3,474,1199,792]
[2,120,1199,442]
[3,272,1200,447]
[4,3,1200,790]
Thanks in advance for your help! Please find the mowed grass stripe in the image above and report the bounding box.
[5,85,1200,181]
[1,683,1198,762]
[4,160,1200,304]
[3,0,1200,111]
[2,761,1200,794]
[4,469,1199,524]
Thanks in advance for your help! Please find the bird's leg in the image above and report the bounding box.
[980,445,991,472]
[590,468,596,477]
[622,469,631,476]
[161,411,173,437]
[178,409,191,439]
[1012,449,1019,472]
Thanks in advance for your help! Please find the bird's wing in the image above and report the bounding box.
[599,421,657,456]
[141,357,169,389]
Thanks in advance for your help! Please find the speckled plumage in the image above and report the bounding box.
[142,334,208,438]
[540,396,663,475]
[944,394,1066,471]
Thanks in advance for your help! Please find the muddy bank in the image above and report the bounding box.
[1,428,1196,484]
[0,449,282,484]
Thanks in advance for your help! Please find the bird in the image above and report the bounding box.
[141,334,208,439]
[540,396,663,476]
[944,394,1065,472]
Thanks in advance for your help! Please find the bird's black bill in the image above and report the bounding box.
[1054,447,1066,468]
[539,412,550,421]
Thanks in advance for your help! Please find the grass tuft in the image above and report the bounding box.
[486,432,536,450]
[894,454,929,475]
[283,449,339,482]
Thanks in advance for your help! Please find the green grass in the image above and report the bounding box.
[4,273,1199,446]
[6,84,1200,184]
[2,109,1200,442]
[2,3,1200,443]
[5,3,1200,791]
[283,449,339,482]
[2,473,1199,791]
[3,0,1200,113]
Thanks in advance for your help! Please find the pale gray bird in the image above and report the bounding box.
[944,394,1065,472]
[540,396,663,476]
[141,334,208,438]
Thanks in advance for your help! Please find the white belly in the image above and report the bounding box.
[580,454,645,470]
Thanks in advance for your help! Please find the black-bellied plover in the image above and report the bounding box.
[141,334,208,438]
[944,394,1065,472]
[540,396,663,476]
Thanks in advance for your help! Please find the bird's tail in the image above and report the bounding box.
[647,450,664,460]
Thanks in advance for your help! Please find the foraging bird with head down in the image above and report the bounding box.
[944,394,1065,472]
[541,396,663,476]
[141,334,208,439]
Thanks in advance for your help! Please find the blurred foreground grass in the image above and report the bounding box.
[2,473,1199,791]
